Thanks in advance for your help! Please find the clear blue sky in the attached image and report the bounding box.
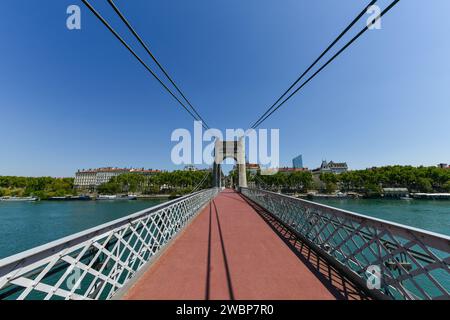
[1,0,449,177]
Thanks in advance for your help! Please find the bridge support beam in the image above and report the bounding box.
[213,162,222,188]
[213,138,247,188]
[238,163,247,188]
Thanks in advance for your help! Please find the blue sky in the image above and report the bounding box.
[1,0,449,177]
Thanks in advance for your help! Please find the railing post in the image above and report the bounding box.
[0,188,219,300]
[240,187,450,300]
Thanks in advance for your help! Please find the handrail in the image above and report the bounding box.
[0,188,218,300]
[0,190,201,270]
[241,188,450,300]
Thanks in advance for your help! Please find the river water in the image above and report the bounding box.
[0,198,449,260]
[313,198,450,236]
[0,199,167,259]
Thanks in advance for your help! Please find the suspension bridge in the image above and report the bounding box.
[0,0,449,300]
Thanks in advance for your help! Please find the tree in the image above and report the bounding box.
[417,177,433,193]
[320,173,338,184]
[320,173,338,194]
[364,183,382,198]
[288,171,313,192]
[325,182,337,194]
[97,181,121,194]
[443,181,450,193]
[95,171,213,195]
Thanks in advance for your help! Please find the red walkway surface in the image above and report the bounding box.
[123,189,364,300]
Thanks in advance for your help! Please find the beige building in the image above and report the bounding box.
[312,160,348,175]
[74,167,160,191]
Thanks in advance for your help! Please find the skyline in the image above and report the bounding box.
[6,156,450,178]
[1,0,450,177]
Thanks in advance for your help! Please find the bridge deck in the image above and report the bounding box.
[123,189,366,300]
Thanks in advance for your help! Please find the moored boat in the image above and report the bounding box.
[72,195,92,201]
[48,195,92,201]
[97,195,117,200]
[96,195,137,201]
[0,196,39,202]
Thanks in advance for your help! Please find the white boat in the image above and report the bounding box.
[97,195,118,200]
[0,196,39,202]
[96,195,137,201]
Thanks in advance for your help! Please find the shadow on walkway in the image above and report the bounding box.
[123,189,368,300]
[239,193,370,300]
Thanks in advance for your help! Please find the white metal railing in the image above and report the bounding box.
[0,188,218,300]
[241,188,450,300]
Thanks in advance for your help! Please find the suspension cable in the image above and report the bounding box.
[107,0,210,129]
[192,169,211,193]
[81,0,208,130]
[252,0,400,129]
[250,0,377,129]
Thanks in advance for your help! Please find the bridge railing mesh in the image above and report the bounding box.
[241,188,450,300]
[0,188,218,300]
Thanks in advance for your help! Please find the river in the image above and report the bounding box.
[0,198,449,260]
[0,199,168,259]
[313,198,450,236]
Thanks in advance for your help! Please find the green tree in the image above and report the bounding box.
[417,177,433,193]
[364,183,382,198]
[443,181,450,192]
[325,182,337,194]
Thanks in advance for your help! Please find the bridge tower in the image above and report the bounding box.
[213,138,247,188]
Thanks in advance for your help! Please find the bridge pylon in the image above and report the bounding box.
[213,138,247,188]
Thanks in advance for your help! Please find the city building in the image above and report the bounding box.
[74,167,161,191]
[278,167,309,173]
[292,155,303,169]
[438,163,449,169]
[312,160,348,175]
[184,165,198,171]
[231,163,260,176]
[233,164,309,176]
[246,163,260,175]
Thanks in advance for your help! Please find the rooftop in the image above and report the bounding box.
[278,167,309,172]
[77,167,161,174]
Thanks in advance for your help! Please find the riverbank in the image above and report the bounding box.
[412,193,450,200]
[136,194,178,199]
[0,198,169,258]
[299,192,361,200]
[291,192,450,200]
[0,194,183,202]
[312,198,450,236]
[1,192,449,259]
